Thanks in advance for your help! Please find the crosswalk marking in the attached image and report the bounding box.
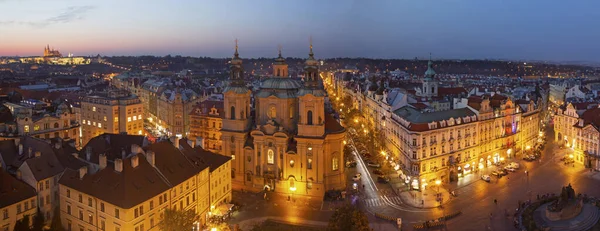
[364,196,403,207]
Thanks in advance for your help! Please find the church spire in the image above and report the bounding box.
[308,36,314,59]
[234,38,239,58]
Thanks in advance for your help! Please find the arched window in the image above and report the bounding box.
[267,149,274,164]
[289,106,293,119]
[332,155,339,171]
[230,106,236,120]
[307,111,313,125]
[277,69,281,76]
[53,123,59,128]
[307,158,312,169]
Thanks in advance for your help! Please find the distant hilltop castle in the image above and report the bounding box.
[43,44,62,57]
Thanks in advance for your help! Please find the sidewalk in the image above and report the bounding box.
[398,187,451,209]
[234,216,328,231]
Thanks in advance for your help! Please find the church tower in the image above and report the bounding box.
[422,56,438,98]
[297,41,326,137]
[221,40,251,179]
[272,46,288,77]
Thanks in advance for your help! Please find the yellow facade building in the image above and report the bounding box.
[80,90,143,146]
[58,134,231,231]
[554,103,600,170]
[0,170,38,231]
[189,100,224,153]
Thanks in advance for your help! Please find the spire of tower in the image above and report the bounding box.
[309,36,314,58]
[234,38,239,58]
[278,44,282,58]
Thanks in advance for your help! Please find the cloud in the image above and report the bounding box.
[0,5,95,28]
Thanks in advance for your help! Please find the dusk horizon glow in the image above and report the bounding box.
[2,0,600,62]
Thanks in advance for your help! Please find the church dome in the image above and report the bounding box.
[260,78,302,90]
[424,60,436,79]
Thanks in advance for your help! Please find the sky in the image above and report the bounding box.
[1,0,600,61]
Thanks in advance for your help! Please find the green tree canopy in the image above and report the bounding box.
[49,206,64,231]
[327,204,372,231]
[13,214,31,231]
[159,209,197,231]
[32,208,45,231]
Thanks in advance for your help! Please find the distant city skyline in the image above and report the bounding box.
[1,0,600,62]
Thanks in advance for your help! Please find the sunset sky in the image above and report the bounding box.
[1,0,600,61]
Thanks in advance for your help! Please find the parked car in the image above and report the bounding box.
[367,162,381,168]
[377,176,390,183]
[504,166,516,172]
[353,174,361,181]
[498,169,508,176]
[373,169,384,175]
[491,171,501,177]
[481,175,491,182]
[509,162,520,169]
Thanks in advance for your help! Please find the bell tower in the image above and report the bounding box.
[272,45,288,77]
[298,40,325,137]
[422,54,438,98]
[222,40,251,178]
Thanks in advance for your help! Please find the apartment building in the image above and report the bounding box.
[0,169,37,231]
[80,89,143,146]
[189,100,223,153]
[58,134,231,231]
[0,137,87,227]
[554,103,600,170]
[1,101,79,145]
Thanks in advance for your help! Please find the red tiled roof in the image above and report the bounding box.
[581,108,600,129]
[409,103,428,110]
[438,87,467,95]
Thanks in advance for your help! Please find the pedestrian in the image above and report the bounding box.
[264,192,267,200]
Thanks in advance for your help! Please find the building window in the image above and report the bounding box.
[307,111,313,125]
[289,159,295,168]
[24,125,29,133]
[332,155,339,171]
[127,117,131,122]
[78,194,82,203]
[67,205,71,215]
[289,106,293,119]
[100,203,104,212]
[92,107,96,112]
[133,116,137,121]
[307,158,312,169]
[34,125,40,131]
[269,106,277,118]
[230,106,236,120]
[267,149,274,164]
[115,208,119,219]
[103,116,107,122]
[88,198,92,207]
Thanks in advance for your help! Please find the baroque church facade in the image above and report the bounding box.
[221,43,346,197]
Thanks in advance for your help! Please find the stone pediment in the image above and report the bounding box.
[262,123,278,135]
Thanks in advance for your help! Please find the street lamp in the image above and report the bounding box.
[435,180,441,193]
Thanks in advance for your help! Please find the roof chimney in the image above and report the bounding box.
[579,119,584,127]
[16,170,22,180]
[79,166,87,179]
[99,154,107,170]
[34,151,41,158]
[28,147,32,158]
[114,158,123,172]
[146,151,155,167]
[131,155,139,168]
[18,144,23,155]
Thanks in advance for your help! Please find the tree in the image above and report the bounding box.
[159,208,197,231]
[13,214,31,231]
[32,208,45,231]
[49,206,64,231]
[327,204,372,231]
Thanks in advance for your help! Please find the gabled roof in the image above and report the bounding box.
[0,169,37,208]
[179,140,230,173]
[146,141,202,186]
[59,154,170,209]
[20,137,64,181]
[80,133,147,163]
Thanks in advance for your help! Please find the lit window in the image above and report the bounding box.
[128,117,131,122]
[87,121,91,125]
[82,120,86,124]
[133,116,137,121]
[92,107,96,112]
[24,125,29,133]
[138,130,142,135]
[114,117,118,122]
[231,155,235,160]
[93,122,96,126]
[98,123,102,128]
[332,156,339,171]
[34,125,40,131]
[139,115,142,120]
[103,116,107,122]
